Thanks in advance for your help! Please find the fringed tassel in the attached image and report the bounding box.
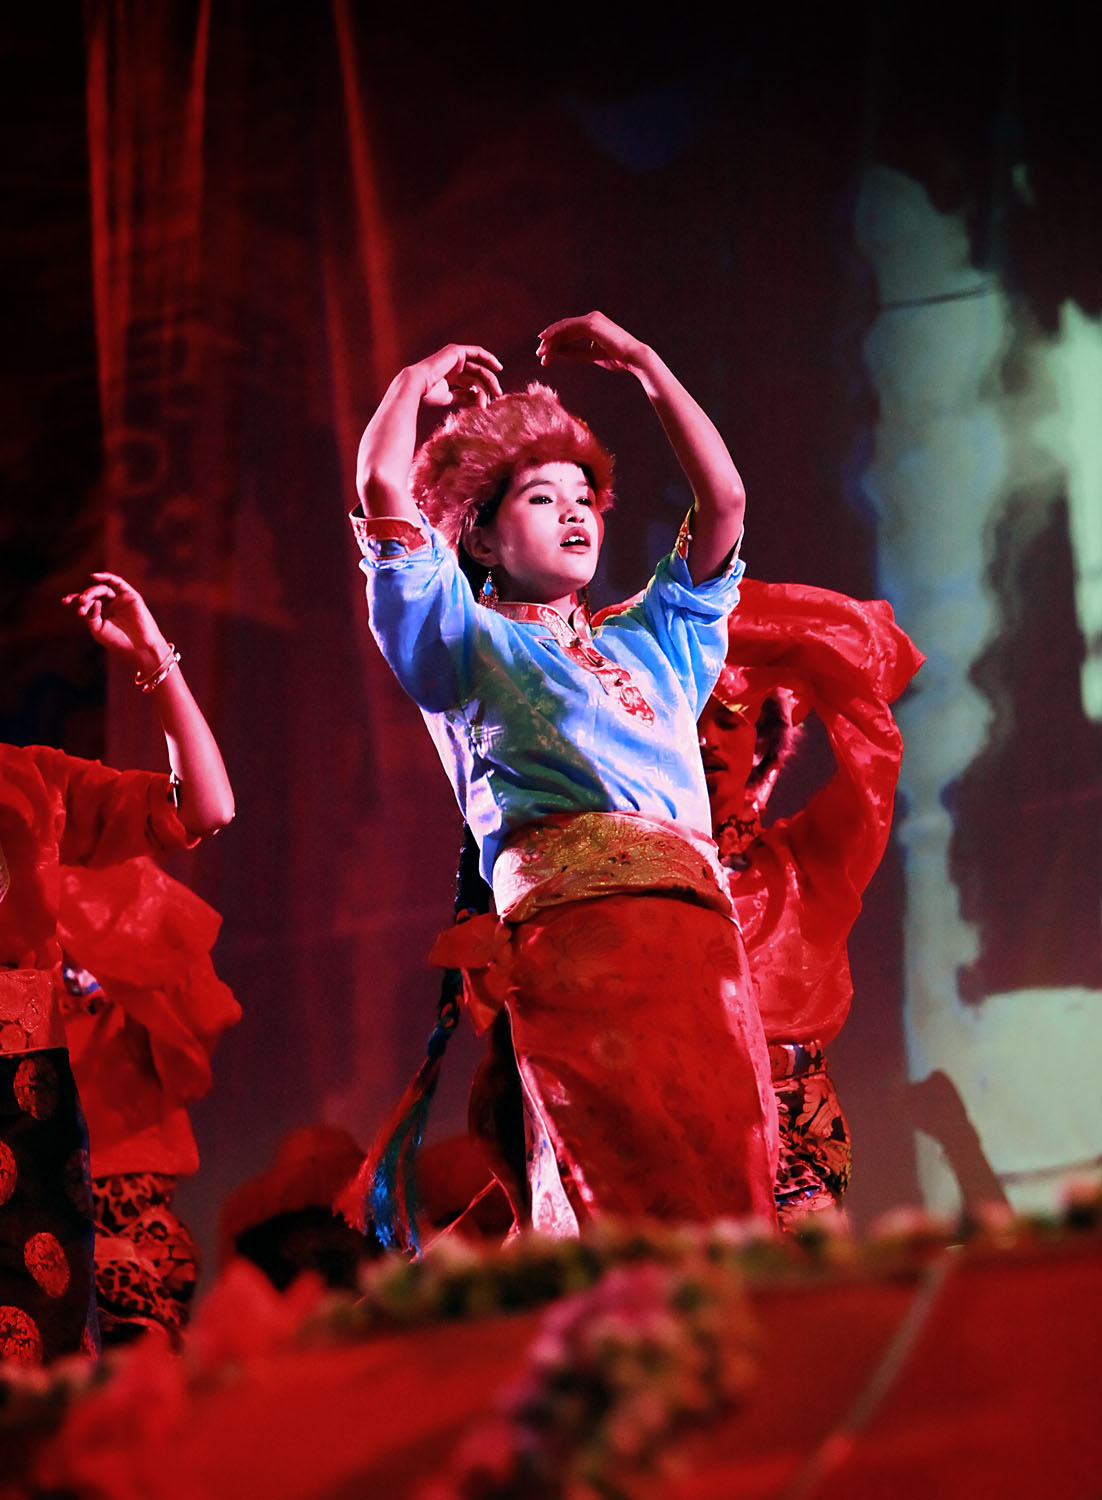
[337,826,491,1257]
[335,971,462,1256]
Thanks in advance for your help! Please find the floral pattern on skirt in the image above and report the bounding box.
[474,893,780,1229]
[770,1042,852,1226]
[92,1172,199,1344]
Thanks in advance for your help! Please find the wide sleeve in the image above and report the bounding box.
[352,510,479,713]
[731,580,924,896]
[29,746,199,868]
[731,841,857,1044]
[634,525,746,716]
[727,580,924,1042]
[58,856,241,1106]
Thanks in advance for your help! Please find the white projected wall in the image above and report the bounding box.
[856,166,1102,1216]
[1042,303,1102,726]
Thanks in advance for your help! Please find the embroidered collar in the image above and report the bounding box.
[488,599,654,722]
[489,599,593,647]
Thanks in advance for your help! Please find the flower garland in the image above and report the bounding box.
[2,1184,1101,1500]
[421,1255,759,1500]
[323,1216,780,1340]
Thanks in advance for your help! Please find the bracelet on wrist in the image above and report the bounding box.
[134,644,180,693]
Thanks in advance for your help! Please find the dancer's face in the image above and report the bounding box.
[468,462,603,613]
[698,698,759,827]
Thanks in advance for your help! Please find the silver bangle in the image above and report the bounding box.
[135,644,180,693]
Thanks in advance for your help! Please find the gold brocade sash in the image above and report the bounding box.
[429,812,736,1036]
[0,968,63,1053]
[491,811,734,924]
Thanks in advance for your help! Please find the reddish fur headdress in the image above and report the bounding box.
[410,383,615,550]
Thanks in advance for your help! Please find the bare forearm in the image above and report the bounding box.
[131,638,235,837]
[355,368,424,521]
[65,571,234,837]
[631,345,746,582]
[355,345,503,521]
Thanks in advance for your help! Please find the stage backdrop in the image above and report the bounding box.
[3,2,1100,1271]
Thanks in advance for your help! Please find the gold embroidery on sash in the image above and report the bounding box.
[493,811,733,924]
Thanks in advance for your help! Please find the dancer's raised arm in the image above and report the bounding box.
[64,572,235,839]
[537,311,745,583]
[356,344,503,522]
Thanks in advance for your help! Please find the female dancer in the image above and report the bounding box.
[347,312,777,1240]
[0,572,232,1361]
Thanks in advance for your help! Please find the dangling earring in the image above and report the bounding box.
[480,571,499,608]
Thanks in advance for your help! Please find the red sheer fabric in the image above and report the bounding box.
[714,580,924,1043]
[0,744,188,976]
[58,856,241,1178]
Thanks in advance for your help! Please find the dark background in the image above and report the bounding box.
[3,1,1100,1272]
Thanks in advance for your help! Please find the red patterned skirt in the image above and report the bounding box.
[452,893,779,1232]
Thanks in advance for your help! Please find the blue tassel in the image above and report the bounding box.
[337,977,461,1257]
[337,829,488,1256]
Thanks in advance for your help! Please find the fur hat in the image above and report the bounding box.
[411,383,615,551]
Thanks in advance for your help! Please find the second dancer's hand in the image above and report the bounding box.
[536,312,649,375]
[63,572,170,677]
